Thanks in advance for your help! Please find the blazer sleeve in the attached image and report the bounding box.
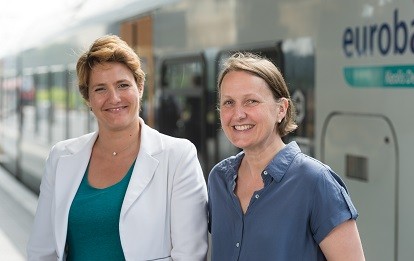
[27,148,59,261]
[170,141,208,261]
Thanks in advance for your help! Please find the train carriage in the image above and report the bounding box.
[1,0,413,260]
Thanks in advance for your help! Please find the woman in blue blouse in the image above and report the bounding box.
[208,52,365,260]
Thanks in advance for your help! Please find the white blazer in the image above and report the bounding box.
[27,119,208,261]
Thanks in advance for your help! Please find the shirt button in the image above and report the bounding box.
[255,194,259,199]
[236,242,240,248]
[263,170,268,175]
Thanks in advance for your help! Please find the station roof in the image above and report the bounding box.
[0,0,179,58]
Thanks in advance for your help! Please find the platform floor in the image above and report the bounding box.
[0,167,38,260]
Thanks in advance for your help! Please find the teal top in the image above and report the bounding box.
[66,160,135,261]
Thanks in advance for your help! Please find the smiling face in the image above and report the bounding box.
[219,70,285,152]
[87,62,143,132]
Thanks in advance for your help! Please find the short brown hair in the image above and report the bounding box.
[76,35,145,101]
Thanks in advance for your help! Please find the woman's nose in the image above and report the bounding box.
[234,105,246,120]
[108,88,121,103]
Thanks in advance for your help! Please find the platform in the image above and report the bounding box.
[0,166,38,260]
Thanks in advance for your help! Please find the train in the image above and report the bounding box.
[1,0,414,260]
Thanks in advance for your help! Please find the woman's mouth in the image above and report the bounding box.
[233,124,253,131]
[107,106,127,112]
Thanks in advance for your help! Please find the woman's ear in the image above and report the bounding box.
[277,97,289,121]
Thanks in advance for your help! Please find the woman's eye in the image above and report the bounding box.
[94,87,105,92]
[222,100,233,107]
[119,83,130,89]
[245,100,258,106]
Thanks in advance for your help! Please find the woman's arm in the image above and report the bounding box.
[320,219,365,261]
[170,141,208,261]
[27,151,58,261]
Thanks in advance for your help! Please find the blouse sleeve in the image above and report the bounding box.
[310,166,358,244]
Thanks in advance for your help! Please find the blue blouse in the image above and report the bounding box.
[207,142,358,261]
[66,160,135,260]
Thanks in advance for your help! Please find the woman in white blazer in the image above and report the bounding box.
[27,35,208,261]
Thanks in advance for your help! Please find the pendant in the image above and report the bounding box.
[112,152,117,156]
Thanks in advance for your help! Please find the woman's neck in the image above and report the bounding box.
[242,139,285,177]
[96,122,141,157]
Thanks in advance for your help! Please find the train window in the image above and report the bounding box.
[281,37,315,156]
[20,72,37,141]
[17,69,51,183]
[49,68,68,145]
[67,67,96,138]
[22,67,95,142]
[32,70,50,145]
[0,70,20,174]
[158,54,212,176]
[162,60,203,90]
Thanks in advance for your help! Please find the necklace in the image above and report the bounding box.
[97,128,140,157]
[112,140,136,156]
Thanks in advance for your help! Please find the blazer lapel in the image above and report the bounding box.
[121,151,159,216]
[121,119,162,216]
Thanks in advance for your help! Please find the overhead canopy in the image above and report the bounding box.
[0,0,180,57]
